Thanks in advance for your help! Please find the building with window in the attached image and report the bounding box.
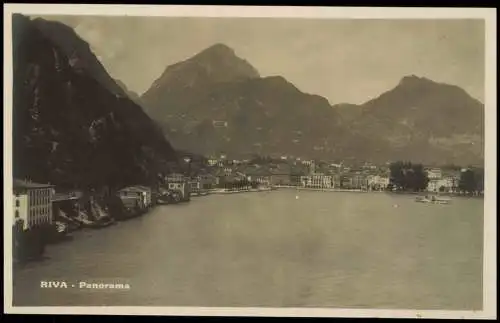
[245,168,272,187]
[367,175,390,190]
[340,175,353,189]
[300,174,334,189]
[165,173,185,183]
[207,158,218,166]
[13,179,54,231]
[333,174,342,188]
[165,173,190,201]
[426,175,459,193]
[189,179,201,192]
[351,174,369,190]
[426,168,443,180]
[117,186,152,209]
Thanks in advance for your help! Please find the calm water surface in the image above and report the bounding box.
[12,190,484,309]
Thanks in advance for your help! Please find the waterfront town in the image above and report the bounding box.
[12,152,484,262]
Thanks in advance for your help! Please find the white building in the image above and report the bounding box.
[426,168,443,180]
[300,174,334,189]
[165,173,190,200]
[367,175,390,189]
[13,179,54,230]
[207,158,218,166]
[427,176,458,192]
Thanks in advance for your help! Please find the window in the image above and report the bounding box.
[15,210,19,218]
[15,199,20,207]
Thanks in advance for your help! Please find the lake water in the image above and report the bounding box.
[12,190,484,310]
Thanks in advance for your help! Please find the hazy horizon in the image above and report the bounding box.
[35,15,485,105]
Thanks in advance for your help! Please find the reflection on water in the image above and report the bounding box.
[12,190,484,310]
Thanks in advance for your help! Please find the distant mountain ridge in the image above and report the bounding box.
[139,43,483,165]
[138,43,483,165]
[339,75,484,164]
[12,14,178,189]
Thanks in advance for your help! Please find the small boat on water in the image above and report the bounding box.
[415,195,451,204]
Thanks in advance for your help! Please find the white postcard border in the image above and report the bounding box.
[3,4,497,319]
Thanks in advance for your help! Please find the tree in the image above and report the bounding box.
[389,161,429,191]
[389,161,406,190]
[459,169,478,195]
[411,163,429,191]
[473,168,484,194]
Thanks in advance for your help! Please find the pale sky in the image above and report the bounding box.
[38,15,484,104]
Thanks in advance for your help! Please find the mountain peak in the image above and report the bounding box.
[192,43,253,71]
[396,75,481,104]
[141,42,260,107]
[399,74,434,86]
[199,43,236,56]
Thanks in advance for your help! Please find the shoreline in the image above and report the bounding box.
[208,188,273,195]
[13,185,482,263]
[192,186,483,198]
[272,186,484,198]
[274,186,372,193]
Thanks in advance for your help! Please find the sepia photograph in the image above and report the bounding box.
[3,4,497,319]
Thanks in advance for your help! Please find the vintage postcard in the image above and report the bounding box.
[3,4,497,319]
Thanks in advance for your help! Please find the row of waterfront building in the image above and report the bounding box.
[202,161,462,192]
[12,165,466,233]
[12,173,201,234]
[13,179,151,233]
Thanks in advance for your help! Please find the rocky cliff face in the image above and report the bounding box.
[142,44,483,165]
[30,17,129,98]
[12,14,178,189]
